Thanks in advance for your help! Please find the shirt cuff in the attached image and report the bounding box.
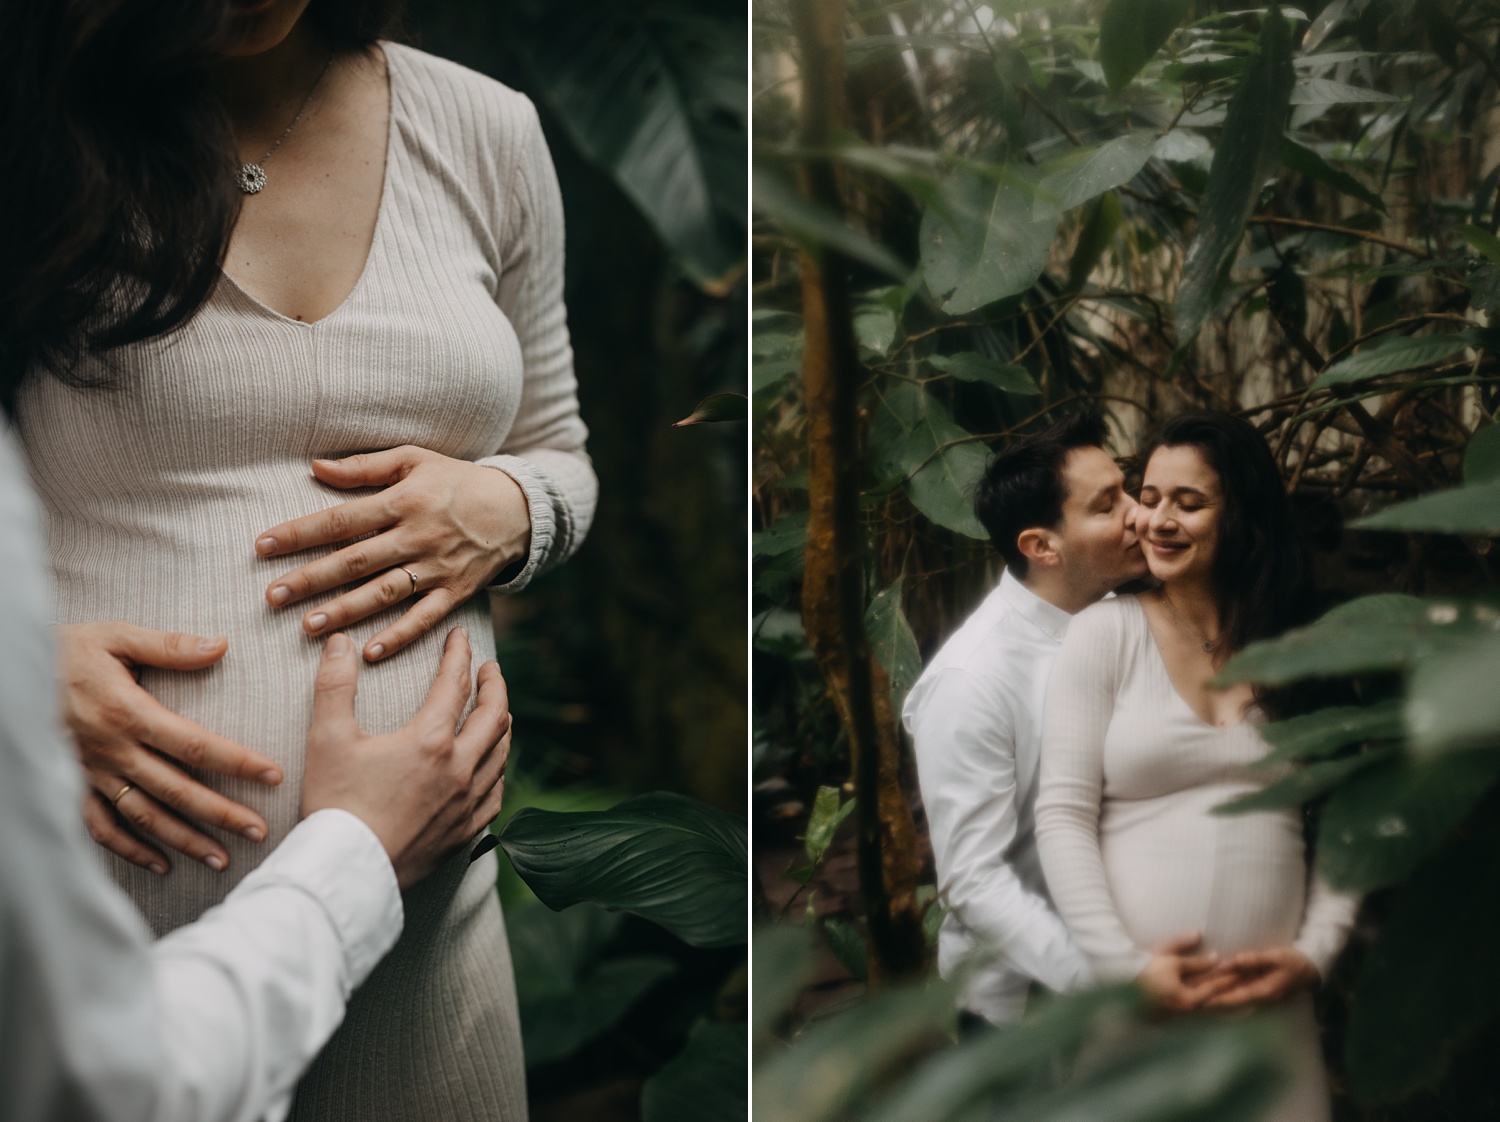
[238,808,404,991]
[475,456,554,593]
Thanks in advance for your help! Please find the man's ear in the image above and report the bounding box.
[1017,527,1062,570]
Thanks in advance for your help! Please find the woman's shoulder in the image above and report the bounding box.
[383,41,541,137]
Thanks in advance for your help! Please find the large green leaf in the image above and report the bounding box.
[802,784,855,865]
[1318,750,1500,892]
[1281,138,1386,211]
[755,166,910,279]
[1032,134,1155,218]
[1215,594,1431,684]
[867,578,923,709]
[509,903,678,1067]
[510,2,744,288]
[751,925,816,1057]
[1254,700,1404,767]
[921,168,1058,314]
[927,352,1040,395]
[1214,750,1390,815]
[1175,8,1295,341]
[869,382,990,538]
[1098,0,1192,92]
[1345,818,1500,1103]
[1311,329,1478,389]
[1067,190,1125,290]
[643,1019,747,1122]
[1466,424,1500,483]
[499,792,747,947]
[1352,478,1500,535]
[1290,77,1401,104]
[1405,631,1500,751]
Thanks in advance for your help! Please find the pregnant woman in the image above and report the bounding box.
[1035,411,1357,1121]
[13,0,593,1117]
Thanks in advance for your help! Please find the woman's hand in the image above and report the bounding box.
[1201,947,1320,1010]
[256,447,531,662]
[1138,931,1237,1012]
[63,621,285,875]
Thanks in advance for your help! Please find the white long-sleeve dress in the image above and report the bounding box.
[16,41,596,1121]
[1035,595,1358,1122]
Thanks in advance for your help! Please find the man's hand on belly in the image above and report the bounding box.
[62,621,284,875]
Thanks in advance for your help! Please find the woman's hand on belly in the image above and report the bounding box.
[1200,947,1320,1010]
[1138,931,1241,1012]
[255,446,531,663]
[61,621,285,875]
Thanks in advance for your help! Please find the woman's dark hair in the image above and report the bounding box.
[1138,410,1319,657]
[0,0,403,414]
[973,410,1109,579]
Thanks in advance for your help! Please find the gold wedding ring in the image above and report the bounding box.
[399,565,419,594]
[111,783,134,806]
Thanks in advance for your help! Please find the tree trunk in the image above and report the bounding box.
[792,0,927,986]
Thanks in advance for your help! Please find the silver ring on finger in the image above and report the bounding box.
[397,565,420,596]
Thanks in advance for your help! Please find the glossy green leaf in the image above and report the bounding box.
[1460,223,1500,265]
[1352,479,1500,534]
[643,1019,747,1122]
[821,917,869,982]
[674,392,747,426]
[1466,425,1500,484]
[1312,330,1478,389]
[1216,595,1430,684]
[499,792,747,947]
[509,903,678,1066]
[921,169,1057,314]
[1281,138,1386,211]
[751,925,816,1056]
[1406,631,1500,751]
[1214,750,1390,815]
[927,352,1041,395]
[513,4,744,287]
[1254,700,1405,766]
[1318,750,1500,892]
[870,382,990,538]
[867,578,923,709]
[1345,818,1500,1103]
[855,306,898,355]
[752,979,961,1122]
[1176,9,1295,340]
[752,511,807,559]
[1098,0,1192,92]
[803,785,855,864]
[1033,134,1155,219]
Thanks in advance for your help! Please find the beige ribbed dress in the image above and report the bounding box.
[1036,596,1358,1122]
[17,42,596,1120]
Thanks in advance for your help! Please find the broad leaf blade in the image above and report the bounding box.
[1176,9,1295,341]
[1032,134,1155,218]
[867,579,923,709]
[1281,138,1385,211]
[1098,0,1192,92]
[1405,631,1500,750]
[1255,701,1404,766]
[499,792,747,947]
[1352,479,1500,534]
[928,352,1040,395]
[643,1020,747,1122]
[1312,330,1477,389]
[1465,425,1500,484]
[870,382,990,538]
[921,169,1057,314]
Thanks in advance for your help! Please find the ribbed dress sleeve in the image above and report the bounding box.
[1035,601,1153,982]
[476,98,597,592]
[1292,867,1359,980]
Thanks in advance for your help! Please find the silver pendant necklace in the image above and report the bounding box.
[1160,589,1221,654]
[236,51,334,195]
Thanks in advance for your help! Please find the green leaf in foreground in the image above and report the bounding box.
[867,578,923,709]
[803,784,856,864]
[751,925,816,1056]
[509,903,678,1067]
[1318,750,1500,892]
[1098,0,1192,92]
[1175,8,1294,340]
[1405,630,1500,751]
[1215,594,1430,684]
[643,1019,747,1122]
[1352,478,1500,535]
[1214,751,1390,815]
[1312,330,1477,389]
[921,168,1057,314]
[1460,223,1500,265]
[1466,424,1500,484]
[1032,134,1154,218]
[928,352,1041,395]
[499,792,747,948]
[1254,700,1404,767]
[1345,817,1500,1104]
[869,381,990,538]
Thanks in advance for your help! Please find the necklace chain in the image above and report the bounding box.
[1160,589,1221,654]
[236,51,335,195]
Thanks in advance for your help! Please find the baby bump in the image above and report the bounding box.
[1101,787,1308,957]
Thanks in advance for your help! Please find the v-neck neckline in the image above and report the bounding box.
[1130,594,1251,734]
[218,41,398,329]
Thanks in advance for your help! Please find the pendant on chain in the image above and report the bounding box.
[237,164,268,194]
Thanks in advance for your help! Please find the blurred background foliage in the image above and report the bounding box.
[396,3,747,1120]
[752,0,1500,1119]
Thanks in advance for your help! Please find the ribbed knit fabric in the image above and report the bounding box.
[16,41,599,1120]
[1036,595,1358,1122]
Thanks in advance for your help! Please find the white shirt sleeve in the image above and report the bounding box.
[1035,604,1153,982]
[908,667,1092,994]
[0,424,403,1122]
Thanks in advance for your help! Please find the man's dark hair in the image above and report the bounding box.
[973,411,1109,579]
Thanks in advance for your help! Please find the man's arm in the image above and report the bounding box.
[906,667,1091,993]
